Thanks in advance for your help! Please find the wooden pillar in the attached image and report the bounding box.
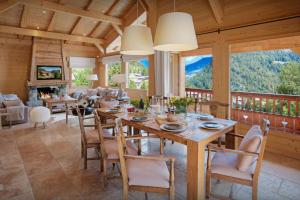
[121,61,128,89]
[212,38,231,118]
[147,0,157,96]
[179,55,186,97]
[95,58,106,88]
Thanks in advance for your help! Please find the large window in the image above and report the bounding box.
[128,59,149,90]
[72,68,92,88]
[230,49,300,95]
[185,55,213,89]
[107,62,121,87]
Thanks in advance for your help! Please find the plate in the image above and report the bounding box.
[196,113,214,120]
[160,123,187,133]
[107,109,119,113]
[199,122,224,130]
[131,116,148,122]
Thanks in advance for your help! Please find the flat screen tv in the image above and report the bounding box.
[37,65,62,80]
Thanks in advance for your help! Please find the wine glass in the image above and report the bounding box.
[243,114,248,123]
[282,119,288,132]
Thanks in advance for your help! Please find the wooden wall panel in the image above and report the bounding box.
[0,36,31,101]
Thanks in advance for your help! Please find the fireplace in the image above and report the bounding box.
[27,85,67,106]
[37,86,60,100]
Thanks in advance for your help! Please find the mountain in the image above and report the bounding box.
[185,57,212,74]
[185,49,300,94]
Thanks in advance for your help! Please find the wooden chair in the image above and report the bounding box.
[206,119,270,200]
[94,111,139,185]
[76,107,102,169]
[115,118,176,200]
[197,100,229,118]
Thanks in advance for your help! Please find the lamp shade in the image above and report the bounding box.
[112,74,126,84]
[86,74,98,81]
[154,12,198,52]
[120,25,154,55]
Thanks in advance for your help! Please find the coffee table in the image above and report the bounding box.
[42,98,78,114]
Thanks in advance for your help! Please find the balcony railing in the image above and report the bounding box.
[185,88,300,134]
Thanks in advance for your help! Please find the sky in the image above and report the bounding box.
[184,54,212,66]
[139,58,149,68]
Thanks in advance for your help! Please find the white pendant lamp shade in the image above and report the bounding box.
[120,25,154,55]
[154,12,198,52]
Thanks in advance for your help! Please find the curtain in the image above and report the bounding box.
[69,57,96,68]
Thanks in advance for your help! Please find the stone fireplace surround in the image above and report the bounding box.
[27,85,67,107]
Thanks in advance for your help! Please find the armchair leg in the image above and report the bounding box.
[160,138,164,155]
[123,186,128,200]
[169,186,175,200]
[252,181,258,200]
[84,148,87,169]
[205,172,211,198]
[145,192,148,200]
[103,160,108,186]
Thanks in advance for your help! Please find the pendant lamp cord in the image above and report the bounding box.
[173,0,176,12]
[136,0,139,25]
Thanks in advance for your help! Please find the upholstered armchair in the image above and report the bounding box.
[206,119,270,200]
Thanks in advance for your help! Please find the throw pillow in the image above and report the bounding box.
[3,99,21,107]
[236,125,263,171]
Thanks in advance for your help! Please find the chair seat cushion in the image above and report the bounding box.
[126,158,170,188]
[85,129,111,144]
[103,140,137,159]
[211,152,254,181]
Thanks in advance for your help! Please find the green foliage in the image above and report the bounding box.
[186,64,212,89]
[129,61,148,76]
[168,97,194,114]
[107,62,121,87]
[129,80,137,89]
[140,80,149,90]
[276,62,300,95]
[72,68,92,87]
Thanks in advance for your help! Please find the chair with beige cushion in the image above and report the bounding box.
[77,107,114,169]
[115,118,175,200]
[93,111,138,185]
[206,119,270,200]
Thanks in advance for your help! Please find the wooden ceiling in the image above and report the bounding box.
[0,0,137,54]
[0,0,299,55]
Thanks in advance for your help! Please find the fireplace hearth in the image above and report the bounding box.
[27,85,67,106]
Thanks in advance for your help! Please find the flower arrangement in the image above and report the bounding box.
[168,96,194,114]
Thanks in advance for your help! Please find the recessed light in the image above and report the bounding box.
[93,21,97,23]
[96,55,100,58]
[83,33,87,36]
[36,26,40,30]
[42,10,46,14]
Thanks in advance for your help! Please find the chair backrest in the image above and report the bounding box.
[115,118,129,187]
[148,96,169,107]
[93,110,107,157]
[197,100,229,119]
[76,107,87,145]
[253,119,270,178]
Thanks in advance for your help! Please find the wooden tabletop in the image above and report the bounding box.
[97,108,237,145]
[43,97,77,104]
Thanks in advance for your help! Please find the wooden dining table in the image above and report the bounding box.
[97,108,237,200]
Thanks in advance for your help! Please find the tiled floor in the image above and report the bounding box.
[0,114,300,200]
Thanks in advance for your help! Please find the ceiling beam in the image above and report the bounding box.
[208,0,223,25]
[292,47,300,56]
[20,0,122,25]
[0,0,20,14]
[20,4,29,27]
[94,43,105,54]
[139,0,148,12]
[88,0,120,37]
[112,24,122,36]
[0,25,105,44]
[70,0,93,35]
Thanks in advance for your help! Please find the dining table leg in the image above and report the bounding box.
[187,140,206,200]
